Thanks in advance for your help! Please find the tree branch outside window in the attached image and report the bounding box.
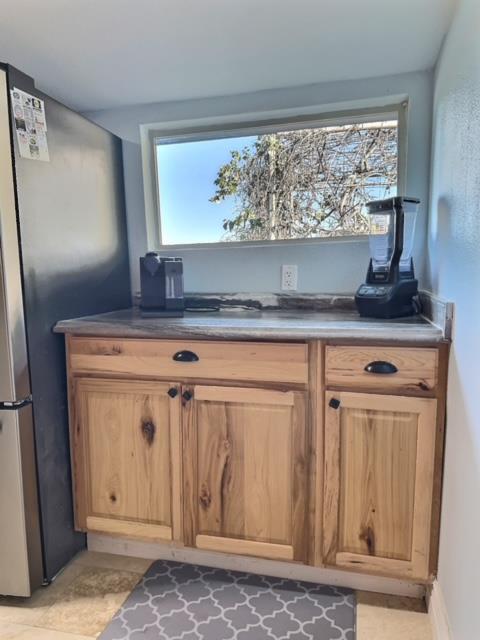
[210,121,397,241]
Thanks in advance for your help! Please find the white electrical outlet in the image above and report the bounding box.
[281,264,298,291]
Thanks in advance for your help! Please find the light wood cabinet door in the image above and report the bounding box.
[183,385,308,562]
[73,378,182,542]
[323,391,437,581]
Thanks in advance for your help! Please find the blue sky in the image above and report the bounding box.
[157,135,256,245]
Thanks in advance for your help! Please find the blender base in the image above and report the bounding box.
[355,279,419,319]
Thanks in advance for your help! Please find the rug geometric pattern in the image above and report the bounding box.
[99,559,356,639]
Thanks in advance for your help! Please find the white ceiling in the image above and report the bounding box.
[0,0,456,112]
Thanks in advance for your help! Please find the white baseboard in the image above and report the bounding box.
[428,580,452,640]
[87,533,425,599]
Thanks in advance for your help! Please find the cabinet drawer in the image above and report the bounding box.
[68,337,308,385]
[325,346,438,394]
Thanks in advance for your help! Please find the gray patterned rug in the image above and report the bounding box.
[99,560,356,639]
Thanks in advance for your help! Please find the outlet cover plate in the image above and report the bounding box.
[281,264,298,291]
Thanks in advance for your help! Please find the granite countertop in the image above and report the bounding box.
[54,306,445,343]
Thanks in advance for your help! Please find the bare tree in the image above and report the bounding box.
[210,122,397,241]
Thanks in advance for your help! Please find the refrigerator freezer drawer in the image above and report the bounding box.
[0,404,43,596]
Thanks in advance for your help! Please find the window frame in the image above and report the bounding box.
[144,102,408,249]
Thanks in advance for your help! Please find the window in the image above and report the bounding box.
[155,110,402,246]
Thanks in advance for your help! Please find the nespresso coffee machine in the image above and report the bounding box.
[139,253,184,317]
[355,196,420,319]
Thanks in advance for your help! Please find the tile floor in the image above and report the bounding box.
[0,551,432,639]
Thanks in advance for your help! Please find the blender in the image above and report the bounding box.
[355,196,420,318]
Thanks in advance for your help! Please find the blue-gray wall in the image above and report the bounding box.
[86,70,433,294]
[427,0,479,637]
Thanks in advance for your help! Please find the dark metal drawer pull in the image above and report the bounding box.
[173,350,199,363]
[364,360,398,375]
[329,398,341,410]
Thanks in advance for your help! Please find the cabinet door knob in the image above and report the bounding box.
[364,360,398,375]
[173,350,199,362]
[182,390,193,402]
[329,398,341,410]
[167,387,178,398]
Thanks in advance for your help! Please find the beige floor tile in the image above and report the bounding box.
[357,591,432,640]
[34,566,141,637]
[0,621,92,639]
[73,550,152,575]
[0,562,85,625]
[1,555,435,639]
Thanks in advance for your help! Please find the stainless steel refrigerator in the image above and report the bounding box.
[0,64,131,596]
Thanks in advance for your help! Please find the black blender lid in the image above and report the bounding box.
[365,196,420,213]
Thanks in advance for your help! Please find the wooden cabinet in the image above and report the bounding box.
[72,378,182,542]
[65,336,446,583]
[323,390,437,580]
[183,385,308,562]
[70,373,309,562]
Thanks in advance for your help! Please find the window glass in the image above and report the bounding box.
[156,118,398,245]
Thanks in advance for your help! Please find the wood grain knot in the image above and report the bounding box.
[199,485,212,510]
[360,526,376,555]
[418,380,430,391]
[97,345,123,356]
[141,420,156,446]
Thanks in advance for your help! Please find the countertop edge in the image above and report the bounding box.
[54,319,445,344]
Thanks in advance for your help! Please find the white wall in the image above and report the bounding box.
[86,71,433,294]
[427,0,480,638]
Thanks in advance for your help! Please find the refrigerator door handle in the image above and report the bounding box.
[0,396,32,410]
